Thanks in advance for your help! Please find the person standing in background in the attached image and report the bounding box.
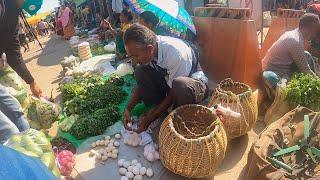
[59,3,75,40]
[112,0,123,27]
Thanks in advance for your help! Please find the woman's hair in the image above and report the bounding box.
[139,11,159,28]
[121,9,133,22]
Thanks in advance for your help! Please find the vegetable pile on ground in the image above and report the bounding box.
[5,129,61,178]
[285,74,320,111]
[59,75,127,139]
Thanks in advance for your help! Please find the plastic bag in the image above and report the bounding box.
[0,67,24,90]
[4,129,61,178]
[27,97,60,130]
[115,63,134,77]
[60,55,80,70]
[54,149,75,177]
[104,41,116,53]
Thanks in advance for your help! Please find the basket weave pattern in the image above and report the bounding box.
[209,79,258,139]
[159,105,227,178]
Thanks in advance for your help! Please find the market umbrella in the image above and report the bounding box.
[26,12,52,25]
[0,145,56,180]
[124,0,196,35]
[23,0,43,16]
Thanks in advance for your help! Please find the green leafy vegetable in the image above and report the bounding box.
[285,74,320,111]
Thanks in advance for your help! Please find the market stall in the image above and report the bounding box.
[193,7,261,89]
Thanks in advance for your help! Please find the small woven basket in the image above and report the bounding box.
[159,104,227,178]
[209,78,258,139]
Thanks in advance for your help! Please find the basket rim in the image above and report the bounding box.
[167,104,221,142]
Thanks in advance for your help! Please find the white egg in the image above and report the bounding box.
[95,140,100,145]
[131,159,138,166]
[111,153,117,159]
[100,140,106,146]
[121,176,129,180]
[132,166,140,175]
[105,136,111,140]
[139,167,146,176]
[146,168,153,177]
[119,168,127,175]
[91,142,96,148]
[118,159,125,167]
[112,149,118,154]
[123,161,131,168]
[101,156,108,161]
[128,166,133,172]
[114,141,120,147]
[135,163,142,169]
[146,153,154,162]
[107,153,112,158]
[106,147,112,152]
[133,175,143,180]
[103,151,109,156]
[125,172,134,179]
[99,149,104,154]
[110,139,115,144]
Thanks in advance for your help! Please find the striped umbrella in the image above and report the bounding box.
[124,0,196,35]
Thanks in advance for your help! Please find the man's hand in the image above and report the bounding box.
[100,19,112,30]
[30,81,42,98]
[124,108,132,130]
[135,115,152,134]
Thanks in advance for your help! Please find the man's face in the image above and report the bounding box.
[125,41,155,65]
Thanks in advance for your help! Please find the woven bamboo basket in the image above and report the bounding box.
[209,78,258,139]
[159,104,227,178]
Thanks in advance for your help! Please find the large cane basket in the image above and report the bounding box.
[209,78,258,139]
[159,104,227,178]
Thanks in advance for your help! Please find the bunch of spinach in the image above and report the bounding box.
[61,75,127,139]
[285,74,320,111]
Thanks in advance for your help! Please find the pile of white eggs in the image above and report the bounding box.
[118,159,153,180]
[89,134,121,162]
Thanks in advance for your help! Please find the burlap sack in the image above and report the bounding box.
[246,106,320,180]
[264,87,292,126]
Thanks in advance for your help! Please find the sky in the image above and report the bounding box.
[38,0,60,13]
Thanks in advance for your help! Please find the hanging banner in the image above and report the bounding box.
[229,0,263,31]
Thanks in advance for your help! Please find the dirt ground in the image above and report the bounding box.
[22,34,267,180]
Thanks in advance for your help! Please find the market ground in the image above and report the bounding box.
[22,34,266,180]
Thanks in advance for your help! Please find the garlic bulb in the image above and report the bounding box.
[108,143,114,148]
[114,141,120,147]
[101,156,108,161]
[105,136,111,140]
[131,159,138,166]
[133,175,143,180]
[121,176,129,180]
[111,153,117,159]
[118,159,125,167]
[146,153,154,162]
[106,147,112,152]
[99,149,104,154]
[128,166,133,172]
[112,149,118,154]
[139,167,146,176]
[126,172,134,179]
[119,168,127,175]
[154,151,160,160]
[135,163,142,169]
[123,161,130,168]
[100,140,106,146]
[146,168,153,177]
[96,154,102,160]
[115,134,121,139]
[110,139,115,144]
[89,149,96,156]
[107,153,112,158]
[132,166,140,175]
[91,142,96,148]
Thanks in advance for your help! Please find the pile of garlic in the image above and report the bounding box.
[143,144,160,162]
[89,134,122,162]
[123,131,141,147]
[118,159,153,180]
